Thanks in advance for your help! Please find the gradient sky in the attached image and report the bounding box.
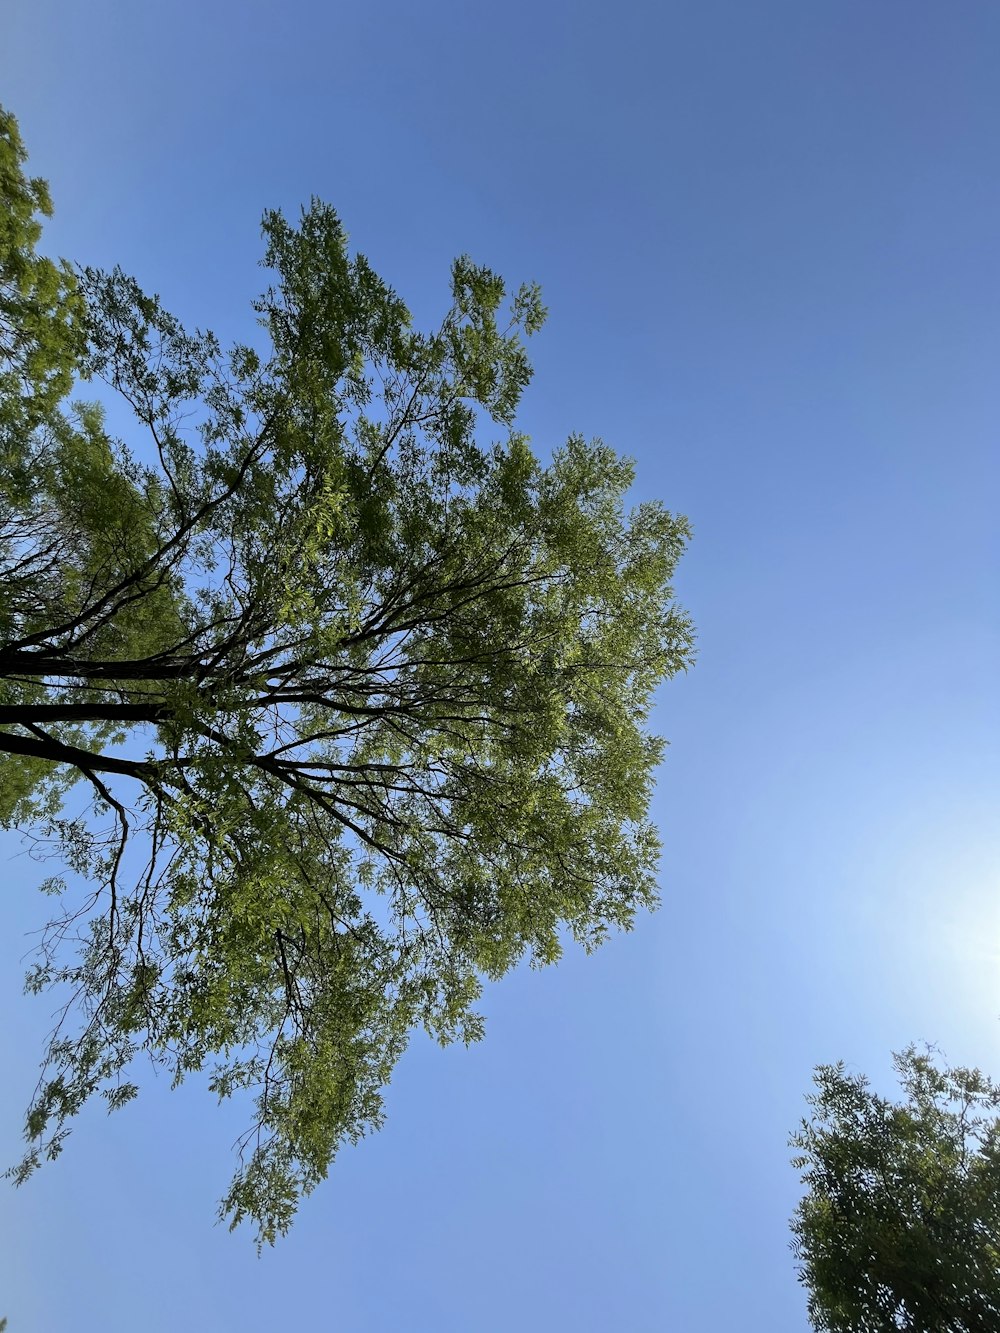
[2,3,999,1330]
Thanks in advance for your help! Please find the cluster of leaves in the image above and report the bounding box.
[0,107,694,1244]
[791,1047,1000,1331]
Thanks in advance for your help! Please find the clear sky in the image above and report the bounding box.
[2,3,999,1329]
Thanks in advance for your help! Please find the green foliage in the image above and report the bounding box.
[791,1048,1000,1331]
[0,107,84,503]
[0,107,694,1245]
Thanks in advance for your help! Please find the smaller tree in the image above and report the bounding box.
[790,1047,1000,1332]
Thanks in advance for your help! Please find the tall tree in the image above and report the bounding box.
[791,1048,1000,1331]
[0,107,694,1244]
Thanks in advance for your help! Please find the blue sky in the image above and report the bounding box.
[2,2,999,1329]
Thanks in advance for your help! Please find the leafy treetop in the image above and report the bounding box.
[0,106,694,1245]
[791,1047,1000,1332]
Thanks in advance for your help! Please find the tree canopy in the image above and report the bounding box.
[0,107,694,1243]
[790,1047,1000,1332]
